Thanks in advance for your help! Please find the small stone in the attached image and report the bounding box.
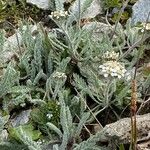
[11,109,31,127]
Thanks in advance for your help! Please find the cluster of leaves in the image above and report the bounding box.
[0,0,150,150]
[103,0,138,23]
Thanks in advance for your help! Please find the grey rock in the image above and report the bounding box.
[26,0,51,10]
[71,0,102,19]
[131,0,150,25]
[83,0,103,18]
[100,113,150,144]
[92,113,150,149]
[11,109,31,127]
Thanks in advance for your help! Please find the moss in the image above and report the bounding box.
[31,100,60,134]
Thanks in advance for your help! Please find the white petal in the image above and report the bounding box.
[104,74,108,77]
[111,72,117,76]
[141,29,144,32]
[49,15,53,18]
[102,69,106,72]
[111,68,117,72]
[105,66,109,70]
[99,65,103,68]
[118,75,122,79]
[122,69,126,73]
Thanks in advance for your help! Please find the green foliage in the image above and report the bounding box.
[47,122,62,138]
[31,101,60,134]
[0,143,28,150]
[112,11,129,23]
[74,130,108,150]
[0,30,5,51]
[104,0,122,8]
[68,0,93,23]
[0,1,150,149]
[9,124,42,150]
[0,115,9,133]
[0,63,20,97]
[51,92,90,149]
[9,124,41,142]
[119,144,125,150]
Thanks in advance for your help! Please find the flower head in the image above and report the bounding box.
[99,61,126,79]
[49,10,68,19]
[46,113,53,119]
[141,22,150,30]
[52,71,67,79]
[103,51,119,61]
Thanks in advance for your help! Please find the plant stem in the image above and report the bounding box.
[130,79,137,150]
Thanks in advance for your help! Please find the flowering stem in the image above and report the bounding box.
[130,49,141,149]
[130,80,137,150]
[106,80,111,106]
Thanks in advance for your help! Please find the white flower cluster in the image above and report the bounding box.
[99,61,126,79]
[46,113,53,119]
[142,22,150,30]
[99,51,126,79]
[37,139,45,145]
[103,51,119,60]
[49,10,68,19]
[52,71,67,79]
[140,23,150,33]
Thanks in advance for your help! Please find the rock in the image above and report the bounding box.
[83,0,103,19]
[93,113,150,149]
[100,113,150,144]
[26,0,51,10]
[11,109,31,127]
[71,0,102,19]
[131,0,150,25]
